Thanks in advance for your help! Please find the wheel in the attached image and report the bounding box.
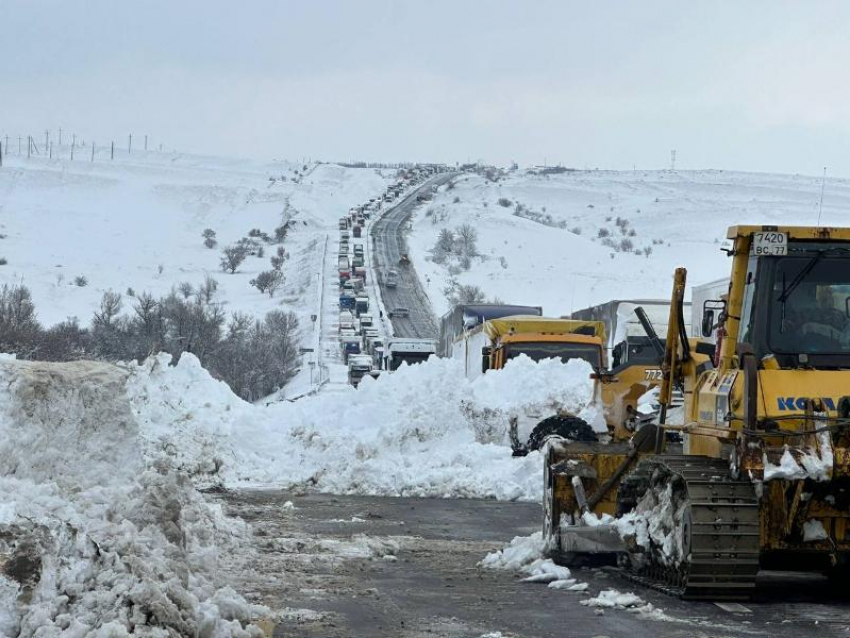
[526,415,598,451]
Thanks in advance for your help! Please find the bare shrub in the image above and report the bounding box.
[220,245,248,273]
[250,270,284,297]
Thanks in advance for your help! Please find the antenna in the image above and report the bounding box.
[817,167,827,226]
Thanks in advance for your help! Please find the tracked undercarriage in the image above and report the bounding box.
[616,455,759,600]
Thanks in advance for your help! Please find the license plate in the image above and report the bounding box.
[751,231,787,256]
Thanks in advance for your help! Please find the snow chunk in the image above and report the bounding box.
[480,532,546,571]
[763,431,833,483]
[581,589,645,609]
[803,519,828,542]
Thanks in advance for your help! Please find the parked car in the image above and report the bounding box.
[388,307,410,318]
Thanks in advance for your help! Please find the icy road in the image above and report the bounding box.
[213,491,850,638]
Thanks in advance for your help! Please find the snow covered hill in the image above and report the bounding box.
[0,152,392,327]
[409,168,850,318]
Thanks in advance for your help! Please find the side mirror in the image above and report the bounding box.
[481,346,492,356]
[701,310,715,338]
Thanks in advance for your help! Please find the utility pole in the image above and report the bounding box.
[49,142,53,159]
[91,142,95,162]
[18,136,22,155]
[44,130,49,152]
[111,141,114,160]
[70,141,74,161]
[1,141,3,167]
[58,127,62,146]
[3,136,7,156]
[670,150,677,171]
[128,134,132,153]
[144,135,148,151]
[72,133,76,149]
[27,136,31,158]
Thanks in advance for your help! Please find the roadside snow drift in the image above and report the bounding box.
[128,352,599,501]
[0,359,264,636]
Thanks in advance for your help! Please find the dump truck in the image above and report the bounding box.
[476,316,609,451]
[439,304,543,359]
[544,225,850,600]
[445,308,667,451]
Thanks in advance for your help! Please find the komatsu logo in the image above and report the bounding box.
[777,397,836,411]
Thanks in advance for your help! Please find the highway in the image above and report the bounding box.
[370,173,456,338]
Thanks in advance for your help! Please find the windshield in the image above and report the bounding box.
[769,256,850,354]
[505,342,601,368]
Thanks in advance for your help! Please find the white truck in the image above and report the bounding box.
[384,338,437,371]
[347,354,373,387]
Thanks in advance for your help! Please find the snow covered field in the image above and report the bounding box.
[0,151,392,328]
[408,168,850,317]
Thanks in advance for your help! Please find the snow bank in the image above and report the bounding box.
[0,359,265,636]
[126,352,599,501]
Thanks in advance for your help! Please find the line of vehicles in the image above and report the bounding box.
[336,166,447,386]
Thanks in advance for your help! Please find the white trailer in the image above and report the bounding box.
[690,278,729,344]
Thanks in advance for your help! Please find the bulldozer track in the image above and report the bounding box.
[616,455,760,600]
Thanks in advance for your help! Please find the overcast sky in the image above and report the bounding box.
[2,1,849,175]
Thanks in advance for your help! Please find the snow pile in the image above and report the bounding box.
[480,532,587,591]
[126,352,599,501]
[763,431,834,482]
[0,359,265,636]
[464,355,605,438]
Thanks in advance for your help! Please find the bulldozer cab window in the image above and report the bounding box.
[769,257,850,354]
[505,343,602,368]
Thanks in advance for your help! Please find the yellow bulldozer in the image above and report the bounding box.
[544,225,850,600]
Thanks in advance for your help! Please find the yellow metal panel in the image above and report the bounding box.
[483,315,606,343]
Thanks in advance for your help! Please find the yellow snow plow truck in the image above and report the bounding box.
[545,225,850,600]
